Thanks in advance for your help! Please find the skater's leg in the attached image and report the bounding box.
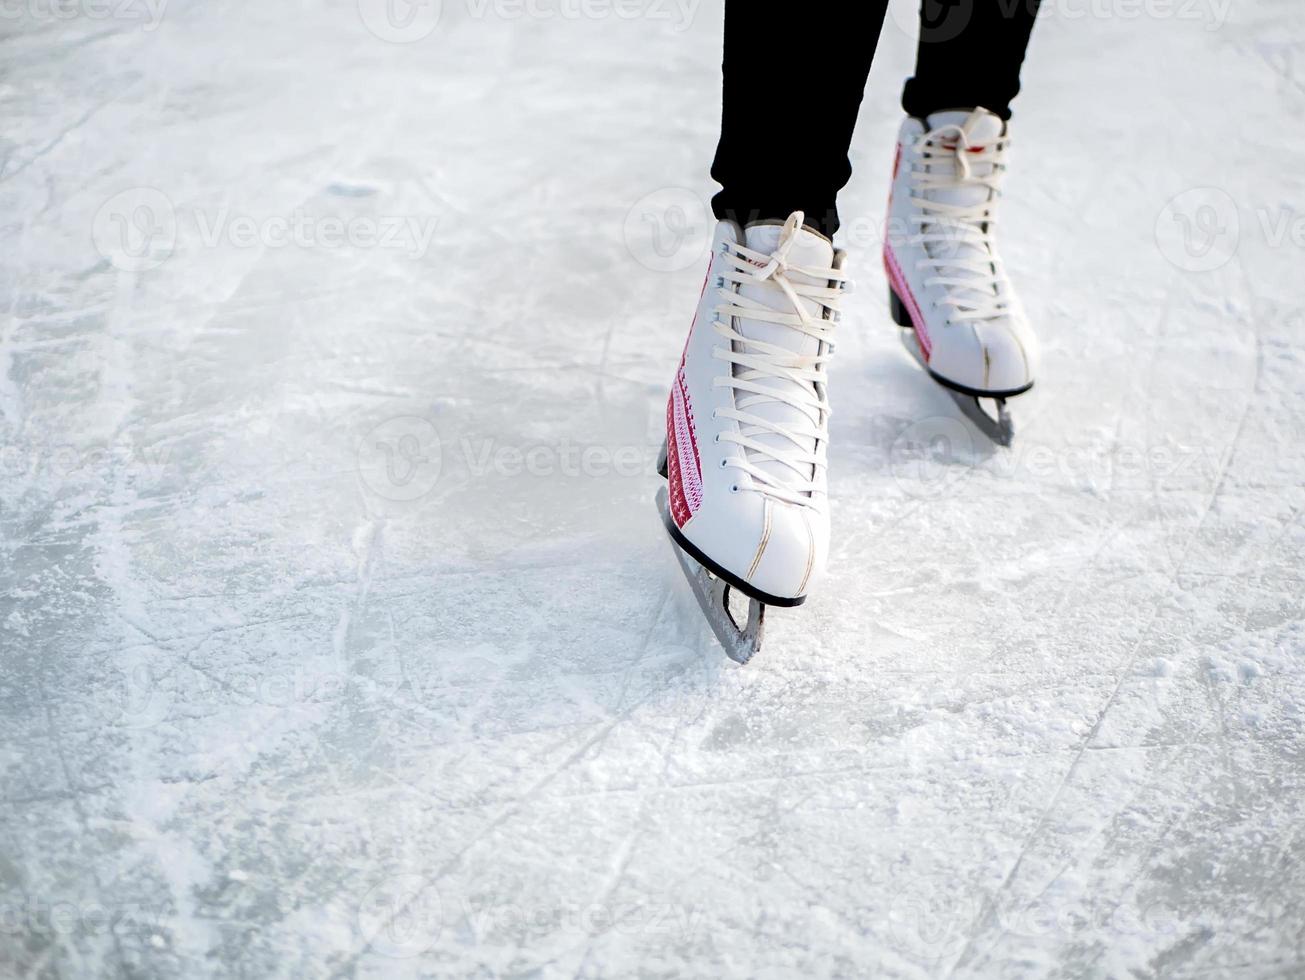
[901,0,1042,120]
[709,0,890,239]
[666,3,866,658]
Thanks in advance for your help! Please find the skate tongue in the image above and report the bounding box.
[732,218,836,490]
[921,108,1004,210]
[739,220,835,337]
[918,108,1006,309]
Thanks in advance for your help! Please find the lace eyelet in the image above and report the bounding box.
[713,434,720,444]
[730,485,740,494]
[719,458,727,469]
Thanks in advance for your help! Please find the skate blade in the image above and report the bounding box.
[899,329,1015,447]
[654,487,764,664]
[947,390,1013,447]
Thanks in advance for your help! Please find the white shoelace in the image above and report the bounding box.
[909,123,1011,323]
[711,212,849,508]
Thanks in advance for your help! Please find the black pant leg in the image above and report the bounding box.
[901,0,1042,121]
[710,0,889,239]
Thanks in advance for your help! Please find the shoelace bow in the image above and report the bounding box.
[909,123,1011,323]
[711,212,850,508]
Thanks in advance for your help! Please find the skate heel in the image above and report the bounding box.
[888,286,913,328]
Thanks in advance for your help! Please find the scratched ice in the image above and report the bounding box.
[1,0,1303,976]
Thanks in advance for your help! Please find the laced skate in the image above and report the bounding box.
[883,107,1038,445]
[656,211,849,663]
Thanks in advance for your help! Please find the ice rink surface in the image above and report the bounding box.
[2,0,1304,976]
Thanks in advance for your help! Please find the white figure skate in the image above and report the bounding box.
[883,107,1037,445]
[656,211,849,663]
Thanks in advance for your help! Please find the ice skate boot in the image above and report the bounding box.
[883,107,1037,445]
[656,211,849,663]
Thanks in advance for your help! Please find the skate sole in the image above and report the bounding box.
[657,502,807,609]
[890,287,1030,446]
[889,287,1034,400]
[655,442,805,608]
